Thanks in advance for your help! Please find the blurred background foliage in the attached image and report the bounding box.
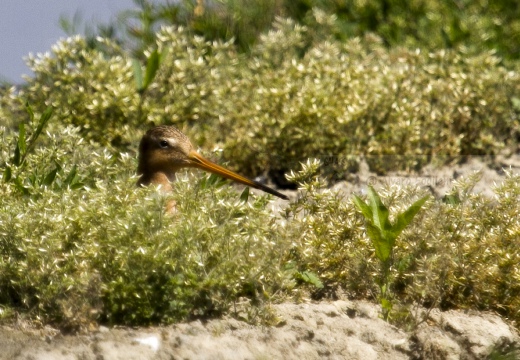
[4,10,519,179]
[61,0,520,61]
[1,0,520,331]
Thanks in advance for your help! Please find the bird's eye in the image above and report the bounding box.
[159,140,169,148]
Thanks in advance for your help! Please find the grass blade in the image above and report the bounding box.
[143,48,160,91]
[25,101,35,122]
[16,123,26,164]
[3,166,12,182]
[240,186,250,202]
[132,58,144,92]
[12,123,26,166]
[32,107,53,141]
[42,167,59,186]
[24,106,53,162]
[64,165,78,186]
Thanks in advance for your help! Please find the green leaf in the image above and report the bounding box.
[12,123,26,166]
[366,222,391,262]
[143,48,160,91]
[63,165,78,185]
[28,173,36,186]
[13,143,21,167]
[42,165,60,186]
[214,177,228,188]
[298,271,324,289]
[354,189,394,261]
[31,107,53,143]
[13,178,30,196]
[132,58,144,91]
[201,173,227,189]
[442,193,461,205]
[240,186,249,202]
[392,195,429,238]
[367,186,390,232]
[70,182,85,190]
[24,106,53,163]
[380,297,393,312]
[206,173,220,187]
[25,101,35,122]
[353,194,372,221]
[39,107,53,127]
[3,166,12,182]
[17,123,26,160]
[160,46,170,63]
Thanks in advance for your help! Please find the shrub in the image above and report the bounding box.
[0,126,291,329]
[2,9,519,332]
[21,36,141,146]
[285,162,520,327]
[1,129,520,330]
[13,21,519,179]
[70,0,520,61]
[221,21,519,177]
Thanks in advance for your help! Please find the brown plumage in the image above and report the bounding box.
[137,125,288,200]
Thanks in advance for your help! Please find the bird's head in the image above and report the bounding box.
[137,125,196,181]
[137,125,288,200]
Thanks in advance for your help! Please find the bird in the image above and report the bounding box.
[137,125,289,200]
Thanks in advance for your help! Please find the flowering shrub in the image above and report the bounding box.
[0,11,519,331]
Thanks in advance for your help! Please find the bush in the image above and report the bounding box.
[21,36,140,146]
[1,8,519,332]
[0,126,291,329]
[220,20,519,176]
[1,128,520,330]
[15,21,520,179]
[285,162,520,327]
[73,0,520,61]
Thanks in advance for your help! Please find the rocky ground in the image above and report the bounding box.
[2,153,520,360]
[1,300,519,360]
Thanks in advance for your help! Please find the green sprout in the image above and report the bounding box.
[2,104,53,193]
[10,103,53,170]
[132,47,169,94]
[132,46,169,124]
[353,185,429,321]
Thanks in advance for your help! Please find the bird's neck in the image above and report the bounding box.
[137,171,175,193]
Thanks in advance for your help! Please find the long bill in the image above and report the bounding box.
[187,151,289,200]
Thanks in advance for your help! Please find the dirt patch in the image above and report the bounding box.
[1,300,518,360]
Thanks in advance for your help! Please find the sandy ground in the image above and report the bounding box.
[2,153,520,359]
[1,300,519,359]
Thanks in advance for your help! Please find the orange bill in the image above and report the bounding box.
[188,151,288,200]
